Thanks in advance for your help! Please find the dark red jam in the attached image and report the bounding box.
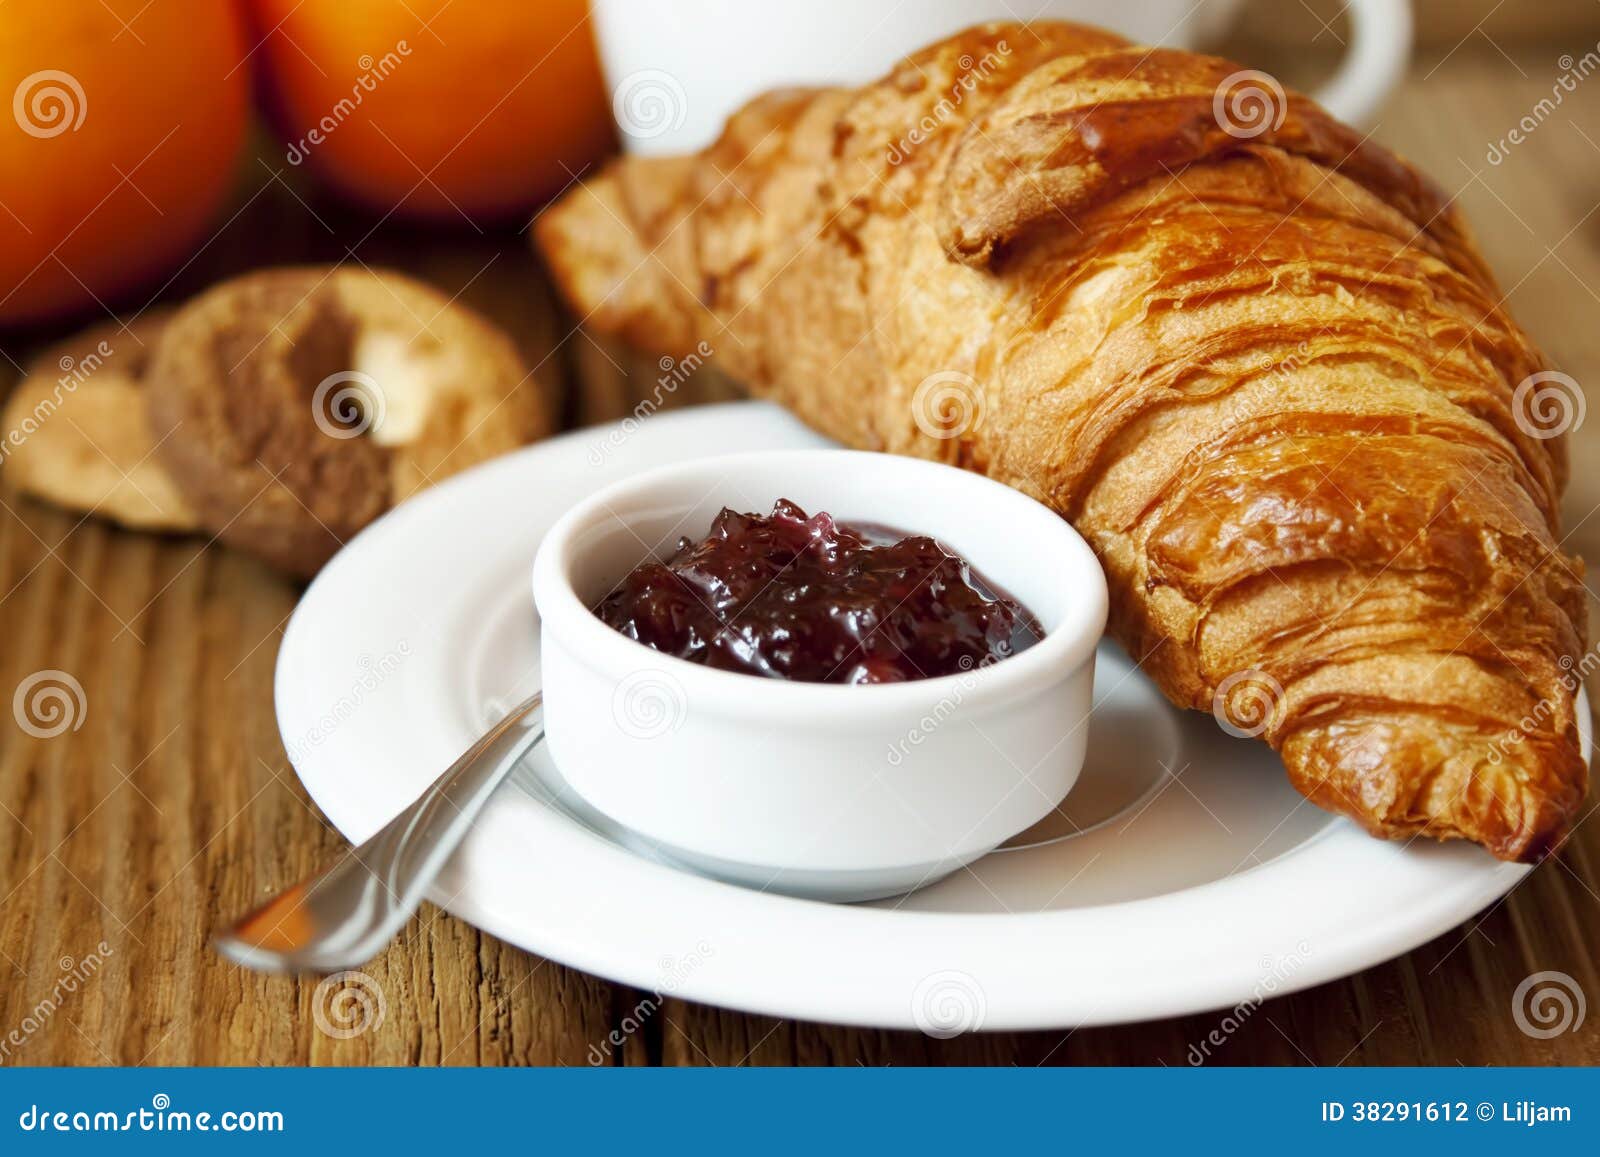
[593,500,1042,684]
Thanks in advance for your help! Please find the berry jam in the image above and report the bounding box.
[593,500,1042,684]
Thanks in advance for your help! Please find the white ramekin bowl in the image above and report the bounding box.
[530,449,1107,901]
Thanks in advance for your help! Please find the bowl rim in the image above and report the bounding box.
[530,448,1108,722]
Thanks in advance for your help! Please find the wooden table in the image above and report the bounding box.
[3,34,1600,1067]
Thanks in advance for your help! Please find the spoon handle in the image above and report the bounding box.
[214,691,545,973]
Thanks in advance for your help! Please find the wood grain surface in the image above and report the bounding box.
[2,32,1599,1067]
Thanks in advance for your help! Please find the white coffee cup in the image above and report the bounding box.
[592,0,1412,155]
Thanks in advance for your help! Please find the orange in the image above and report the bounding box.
[0,1,251,326]
[248,0,615,223]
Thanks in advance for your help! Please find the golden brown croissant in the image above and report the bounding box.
[537,22,1589,861]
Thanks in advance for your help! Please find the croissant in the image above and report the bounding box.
[537,22,1589,861]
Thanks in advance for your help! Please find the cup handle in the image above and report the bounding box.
[1307,0,1413,127]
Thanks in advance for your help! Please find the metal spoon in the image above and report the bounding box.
[214,691,544,973]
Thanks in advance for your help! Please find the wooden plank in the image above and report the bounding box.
[0,165,612,1066]
[3,39,1599,1066]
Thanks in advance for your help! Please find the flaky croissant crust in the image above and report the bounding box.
[539,22,1589,861]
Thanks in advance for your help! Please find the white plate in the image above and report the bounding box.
[277,401,1577,1031]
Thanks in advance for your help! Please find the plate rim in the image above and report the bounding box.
[276,400,1554,1031]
